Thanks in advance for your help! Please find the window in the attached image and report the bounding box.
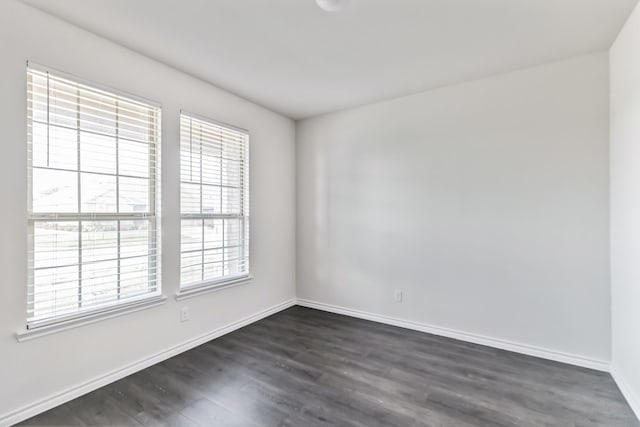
[27,64,161,328]
[180,113,249,289]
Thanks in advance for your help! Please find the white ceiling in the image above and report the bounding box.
[23,0,638,119]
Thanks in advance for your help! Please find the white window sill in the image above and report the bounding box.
[175,275,253,301]
[16,295,168,342]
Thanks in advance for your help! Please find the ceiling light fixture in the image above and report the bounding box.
[316,0,350,13]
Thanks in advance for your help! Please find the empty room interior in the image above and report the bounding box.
[2,0,640,425]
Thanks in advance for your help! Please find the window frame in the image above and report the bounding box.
[178,111,251,295]
[25,62,163,331]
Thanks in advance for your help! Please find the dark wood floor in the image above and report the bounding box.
[18,306,638,427]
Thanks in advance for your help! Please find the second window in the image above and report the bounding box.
[179,113,250,288]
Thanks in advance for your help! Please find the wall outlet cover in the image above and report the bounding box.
[180,307,190,322]
[394,290,403,303]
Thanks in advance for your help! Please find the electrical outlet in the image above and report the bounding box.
[180,306,190,322]
[394,290,403,303]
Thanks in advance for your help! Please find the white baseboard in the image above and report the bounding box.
[0,298,296,427]
[296,298,611,372]
[611,366,640,422]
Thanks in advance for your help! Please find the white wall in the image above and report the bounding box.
[297,53,611,364]
[610,1,640,418]
[0,0,296,422]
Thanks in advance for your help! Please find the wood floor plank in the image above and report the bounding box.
[179,398,256,427]
[16,306,639,427]
[15,403,85,427]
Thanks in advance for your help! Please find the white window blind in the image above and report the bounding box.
[27,64,161,328]
[180,113,249,288]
